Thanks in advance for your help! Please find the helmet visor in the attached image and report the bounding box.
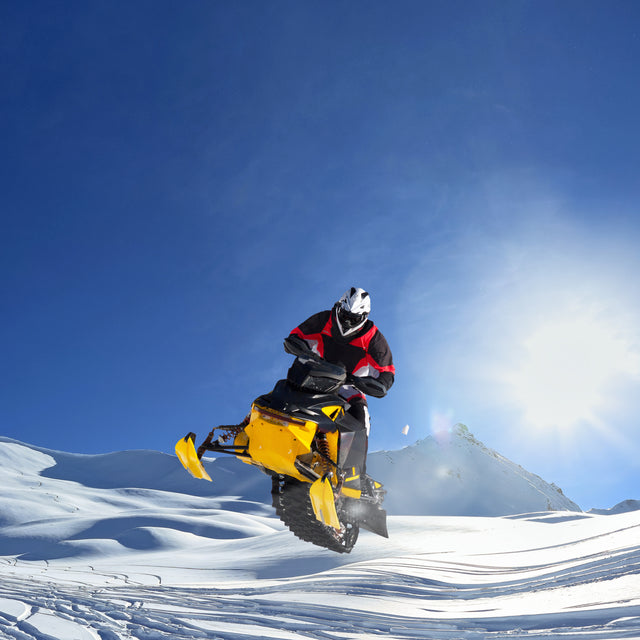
[337,306,367,331]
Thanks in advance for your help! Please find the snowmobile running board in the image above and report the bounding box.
[175,433,212,482]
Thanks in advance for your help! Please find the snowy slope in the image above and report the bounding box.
[1,437,639,639]
[368,424,581,516]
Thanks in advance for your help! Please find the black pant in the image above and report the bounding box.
[340,397,369,477]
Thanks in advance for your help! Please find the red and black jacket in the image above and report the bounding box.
[284,308,395,398]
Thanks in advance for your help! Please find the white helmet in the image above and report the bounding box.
[335,287,371,336]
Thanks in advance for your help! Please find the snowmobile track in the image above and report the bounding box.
[271,475,359,553]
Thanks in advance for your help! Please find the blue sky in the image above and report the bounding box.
[2,1,640,510]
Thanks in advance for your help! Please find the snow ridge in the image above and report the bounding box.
[590,498,640,515]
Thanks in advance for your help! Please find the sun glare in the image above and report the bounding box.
[511,317,636,430]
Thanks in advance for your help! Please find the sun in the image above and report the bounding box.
[510,317,636,430]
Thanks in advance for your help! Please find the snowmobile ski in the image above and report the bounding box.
[309,476,340,529]
[175,432,212,481]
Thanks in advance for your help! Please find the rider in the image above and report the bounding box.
[283,287,395,492]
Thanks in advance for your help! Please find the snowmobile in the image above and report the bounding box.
[175,352,388,553]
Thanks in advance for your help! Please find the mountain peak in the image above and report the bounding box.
[368,426,581,517]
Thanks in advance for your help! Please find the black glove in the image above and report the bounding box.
[347,374,388,398]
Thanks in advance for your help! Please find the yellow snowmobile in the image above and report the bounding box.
[176,353,388,553]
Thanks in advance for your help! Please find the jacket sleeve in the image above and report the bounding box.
[367,329,395,394]
[284,310,331,358]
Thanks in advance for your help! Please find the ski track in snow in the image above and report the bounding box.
[1,515,640,640]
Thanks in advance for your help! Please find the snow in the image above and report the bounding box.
[0,434,639,639]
